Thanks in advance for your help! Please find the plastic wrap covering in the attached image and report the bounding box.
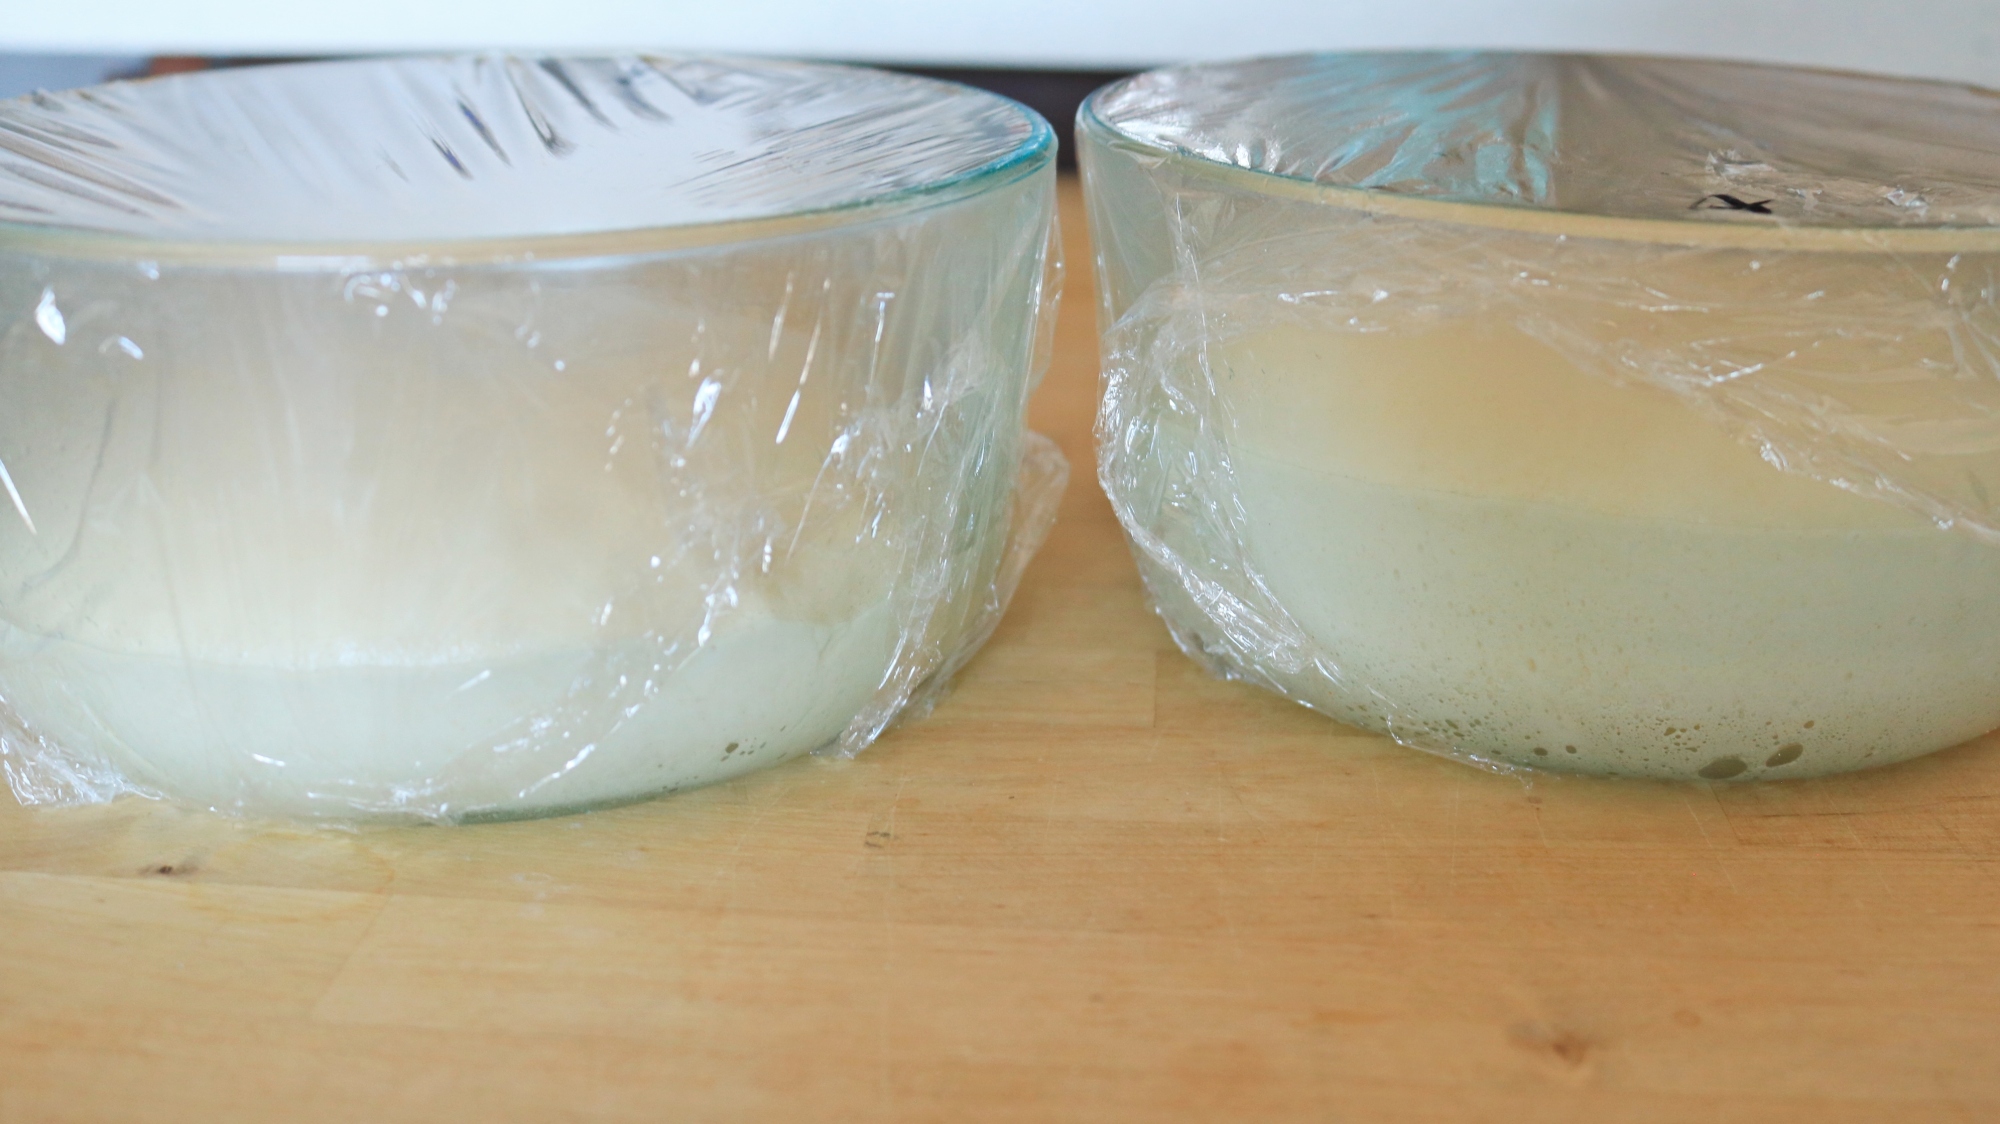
[1081,52,2000,782]
[0,55,1064,822]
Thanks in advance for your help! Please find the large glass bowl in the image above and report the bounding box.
[0,55,1063,820]
[1082,52,2000,782]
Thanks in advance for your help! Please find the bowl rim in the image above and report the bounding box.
[1079,50,2000,254]
[0,54,1058,271]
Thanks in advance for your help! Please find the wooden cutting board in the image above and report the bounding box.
[5,178,1999,1124]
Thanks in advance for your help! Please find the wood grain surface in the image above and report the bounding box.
[5,178,2000,1123]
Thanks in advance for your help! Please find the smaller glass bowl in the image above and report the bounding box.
[1083,52,2000,781]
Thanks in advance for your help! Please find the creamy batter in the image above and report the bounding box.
[0,599,897,818]
[1211,321,2000,779]
[0,274,929,819]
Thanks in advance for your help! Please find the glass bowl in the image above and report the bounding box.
[1082,52,2000,781]
[0,54,1063,820]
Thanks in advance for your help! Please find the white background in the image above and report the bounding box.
[2,0,1998,85]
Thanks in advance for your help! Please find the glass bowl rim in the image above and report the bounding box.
[1079,50,2000,254]
[0,54,1059,271]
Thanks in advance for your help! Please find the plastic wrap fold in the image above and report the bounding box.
[0,55,1063,821]
[1082,53,2000,781]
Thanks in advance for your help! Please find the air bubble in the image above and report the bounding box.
[1766,744,1803,767]
[1697,757,1748,780]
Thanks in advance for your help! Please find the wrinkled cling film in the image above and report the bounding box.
[0,55,1064,821]
[1083,53,2000,782]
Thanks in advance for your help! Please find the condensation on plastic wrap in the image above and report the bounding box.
[1081,52,2000,782]
[0,54,1065,822]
